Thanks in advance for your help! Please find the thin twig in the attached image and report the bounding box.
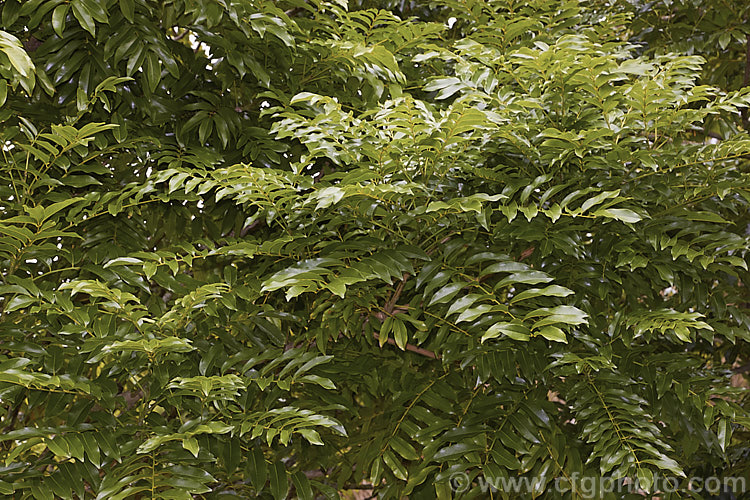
[372,331,438,359]
[519,246,535,260]
[171,29,189,41]
[385,273,409,314]
[366,273,439,359]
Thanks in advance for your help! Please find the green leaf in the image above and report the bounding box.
[637,468,653,493]
[42,197,84,221]
[119,0,135,22]
[145,52,160,93]
[580,190,619,213]
[642,457,685,477]
[618,59,655,75]
[292,472,314,500]
[392,318,408,350]
[247,448,268,490]
[3,3,749,497]
[680,210,730,223]
[382,449,408,480]
[593,208,642,223]
[0,31,34,78]
[269,461,288,500]
[510,285,573,303]
[717,419,730,452]
[0,480,14,495]
[390,435,420,461]
[182,437,199,457]
[537,325,567,343]
[297,428,324,445]
[434,442,484,461]
[71,0,96,36]
[483,322,530,342]
[491,446,521,470]
[498,271,553,286]
[530,305,589,327]
[428,282,465,306]
[52,5,68,37]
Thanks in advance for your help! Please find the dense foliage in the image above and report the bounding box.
[2,0,750,498]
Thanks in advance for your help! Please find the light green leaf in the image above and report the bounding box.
[182,437,199,457]
[483,322,530,342]
[537,325,567,343]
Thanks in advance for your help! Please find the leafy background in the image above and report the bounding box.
[1,0,750,498]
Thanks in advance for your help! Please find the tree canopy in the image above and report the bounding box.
[2,0,750,498]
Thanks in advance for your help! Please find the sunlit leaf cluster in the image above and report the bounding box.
[1,0,750,498]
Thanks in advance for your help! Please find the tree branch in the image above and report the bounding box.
[364,273,439,359]
[385,273,409,314]
[372,331,439,359]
